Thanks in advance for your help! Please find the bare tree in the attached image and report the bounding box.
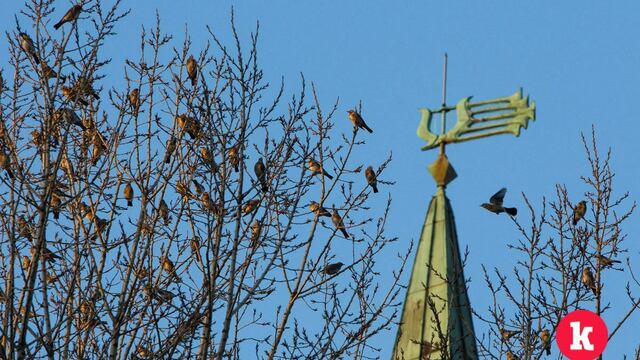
[0,2,407,359]
[476,128,639,359]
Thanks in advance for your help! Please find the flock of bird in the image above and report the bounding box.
[15,4,382,285]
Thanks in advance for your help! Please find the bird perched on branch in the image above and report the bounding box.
[481,188,517,216]
[176,180,193,201]
[164,137,176,164]
[186,55,198,86]
[251,221,262,249]
[190,237,202,264]
[254,158,268,192]
[200,147,216,170]
[176,114,200,139]
[158,199,170,225]
[41,62,66,82]
[242,200,260,215]
[228,145,240,172]
[128,88,140,117]
[572,200,586,225]
[582,267,597,295]
[91,132,106,166]
[596,254,621,269]
[331,209,349,239]
[347,110,373,133]
[539,329,551,355]
[309,201,331,217]
[160,256,181,282]
[50,192,61,219]
[17,215,32,241]
[500,328,521,341]
[53,4,82,30]
[55,107,85,130]
[0,149,14,179]
[123,182,133,207]
[308,159,333,179]
[18,32,39,64]
[365,166,378,193]
[323,262,344,275]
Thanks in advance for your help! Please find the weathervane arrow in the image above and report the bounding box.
[417,89,536,151]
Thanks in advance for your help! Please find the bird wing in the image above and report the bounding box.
[489,188,507,206]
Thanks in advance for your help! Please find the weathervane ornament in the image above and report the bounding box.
[417,89,536,151]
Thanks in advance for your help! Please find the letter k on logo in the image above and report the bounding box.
[556,310,608,359]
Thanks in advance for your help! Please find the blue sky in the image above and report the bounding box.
[2,0,640,357]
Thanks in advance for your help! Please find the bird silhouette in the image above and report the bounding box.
[481,188,517,216]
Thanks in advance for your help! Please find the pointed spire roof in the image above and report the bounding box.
[393,154,477,359]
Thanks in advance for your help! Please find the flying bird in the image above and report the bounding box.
[347,110,373,133]
[186,55,198,86]
[582,267,597,295]
[365,166,378,193]
[18,33,39,64]
[308,159,333,179]
[572,200,586,225]
[53,4,82,30]
[481,188,517,216]
[331,209,349,239]
[254,158,268,192]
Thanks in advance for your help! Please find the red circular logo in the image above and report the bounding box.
[556,310,608,359]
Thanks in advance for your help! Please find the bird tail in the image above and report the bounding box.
[164,154,171,164]
[53,211,59,220]
[323,171,334,180]
[505,207,517,216]
[545,346,550,355]
[127,200,132,207]
[191,76,196,86]
[54,21,63,30]
[364,124,373,133]
[234,164,239,172]
[261,181,268,192]
[32,53,40,65]
[372,184,379,193]
[341,229,349,239]
[6,168,14,179]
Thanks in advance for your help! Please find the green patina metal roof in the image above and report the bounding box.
[392,154,478,360]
